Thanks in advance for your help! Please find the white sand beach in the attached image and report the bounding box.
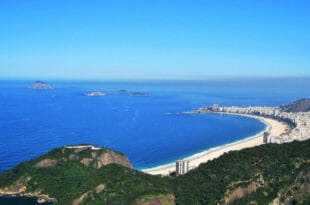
[142,114,288,176]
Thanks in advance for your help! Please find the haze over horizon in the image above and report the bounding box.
[0,0,309,80]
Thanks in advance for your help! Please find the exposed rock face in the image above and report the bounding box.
[135,194,175,205]
[66,145,133,169]
[29,81,53,90]
[224,175,264,204]
[0,184,26,195]
[35,159,57,168]
[72,184,105,205]
[95,150,133,169]
[80,158,93,167]
[225,182,259,204]
[69,154,79,160]
[281,98,310,112]
[271,169,310,205]
[78,150,133,169]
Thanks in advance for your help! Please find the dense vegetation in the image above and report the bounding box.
[0,146,172,205]
[173,140,310,204]
[2,140,310,204]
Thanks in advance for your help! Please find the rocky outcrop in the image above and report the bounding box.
[0,184,26,195]
[78,149,133,169]
[135,194,175,205]
[69,154,79,160]
[72,184,105,205]
[85,91,107,96]
[0,184,56,204]
[29,81,53,90]
[35,159,57,168]
[270,169,310,205]
[80,158,93,167]
[94,150,133,169]
[224,174,264,204]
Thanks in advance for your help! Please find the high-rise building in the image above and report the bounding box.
[176,160,190,175]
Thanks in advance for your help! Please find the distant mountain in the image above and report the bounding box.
[281,98,310,112]
[29,81,53,90]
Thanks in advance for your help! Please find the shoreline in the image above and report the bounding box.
[142,113,288,175]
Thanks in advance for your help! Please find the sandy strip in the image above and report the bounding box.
[142,113,288,176]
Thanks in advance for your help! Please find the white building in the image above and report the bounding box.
[176,160,190,175]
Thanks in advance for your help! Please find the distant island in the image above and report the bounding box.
[29,81,53,90]
[130,92,151,97]
[85,90,150,97]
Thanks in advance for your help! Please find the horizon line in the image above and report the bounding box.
[1,76,310,82]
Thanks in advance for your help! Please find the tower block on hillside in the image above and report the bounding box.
[176,160,190,175]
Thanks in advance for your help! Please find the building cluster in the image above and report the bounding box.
[198,104,310,144]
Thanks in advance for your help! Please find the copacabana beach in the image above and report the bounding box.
[143,113,289,175]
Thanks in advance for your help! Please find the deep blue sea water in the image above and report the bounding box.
[1,79,310,204]
[0,79,310,174]
[0,196,52,205]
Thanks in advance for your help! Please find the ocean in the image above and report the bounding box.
[0,196,52,205]
[0,79,310,174]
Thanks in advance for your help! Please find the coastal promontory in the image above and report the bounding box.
[29,81,53,90]
[2,140,310,204]
[0,144,172,205]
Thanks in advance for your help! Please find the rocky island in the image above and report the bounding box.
[29,81,53,90]
[130,92,151,97]
[85,90,150,97]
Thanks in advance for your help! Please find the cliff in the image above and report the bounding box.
[29,81,53,90]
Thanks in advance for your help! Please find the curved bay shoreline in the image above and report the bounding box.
[142,113,289,175]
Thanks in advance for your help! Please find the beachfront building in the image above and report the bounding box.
[176,160,190,175]
[198,105,310,144]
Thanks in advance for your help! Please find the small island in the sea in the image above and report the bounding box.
[29,81,53,90]
[85,90,150,97]
[130,92,151,96]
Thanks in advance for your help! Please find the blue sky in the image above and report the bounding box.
[0,0,309,80]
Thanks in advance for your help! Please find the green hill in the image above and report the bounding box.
[0,145,173,205]
[1,141,310,204]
